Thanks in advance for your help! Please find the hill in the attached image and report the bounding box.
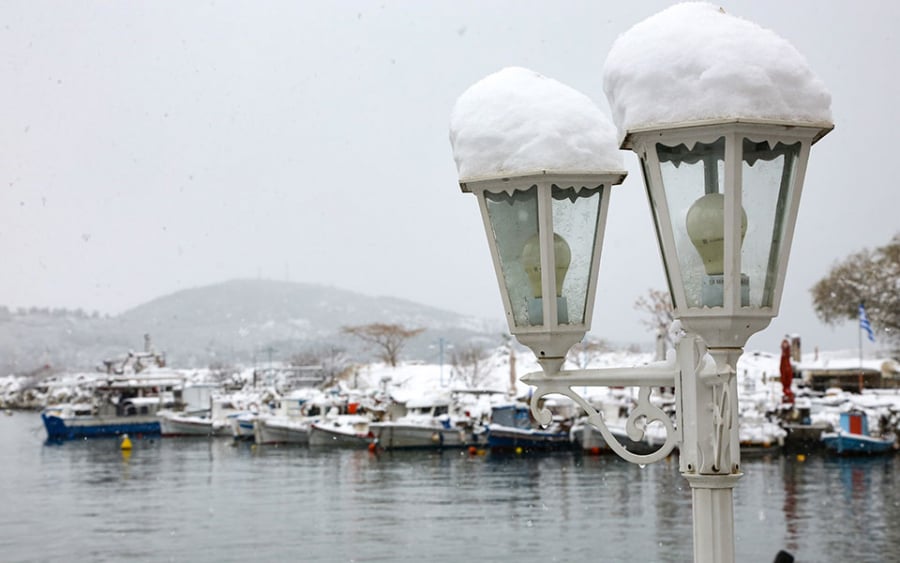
[0,279,504,375]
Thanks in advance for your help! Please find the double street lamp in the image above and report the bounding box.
[449,4,832,563]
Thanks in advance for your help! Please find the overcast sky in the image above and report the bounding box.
[2,1,897,356]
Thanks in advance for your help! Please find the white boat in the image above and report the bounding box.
[158,388,244,438]
[255,417,313,445]
[370,396,469,449]
[309,412,375,448]
[231,411,258,440]
[253,390,327,445]
[158,409,233,437]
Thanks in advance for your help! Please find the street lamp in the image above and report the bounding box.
[449,4,832,563]
[450,67,627,374]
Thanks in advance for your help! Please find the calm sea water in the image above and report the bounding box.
[2,412,898,563]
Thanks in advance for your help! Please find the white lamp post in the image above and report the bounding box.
[449,5,832,563]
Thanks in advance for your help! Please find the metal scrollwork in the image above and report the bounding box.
[527,377,679,465]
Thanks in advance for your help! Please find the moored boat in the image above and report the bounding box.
[256,417,313,445]
[821,410,896,455]
[309,414,375,448]
[158,388,243,438]
[231,412,258,440]
[41,373,182,441]
[158,410,233,437]
[370,396,471,450]
[253,390,328,445]
[779,399,833,453]
[484,402,571,453]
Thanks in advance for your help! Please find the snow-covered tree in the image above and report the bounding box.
[567,336,612,369]
[342,323,425,367]
[810,233,900,347]
[634,288,675,347]
[449,343,492,388]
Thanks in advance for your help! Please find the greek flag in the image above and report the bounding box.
[859,303,875,343]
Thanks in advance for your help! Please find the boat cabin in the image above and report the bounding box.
[491,403,532,429]
[840,411,870,436]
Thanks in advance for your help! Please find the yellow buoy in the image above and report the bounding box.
[796,454,806,462]
[515,446,523,455]
[120,434,133,450]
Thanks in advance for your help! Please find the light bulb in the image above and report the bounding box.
[685,193,747,275]
[521,232,571,298]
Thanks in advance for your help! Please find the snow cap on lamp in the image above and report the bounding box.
[602,2,833,141]
[450,66,624,181]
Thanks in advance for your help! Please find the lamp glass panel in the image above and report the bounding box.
[551,185,603,325]
[642,158,679,309]
[656,138,726,308]
[484,186,540,328]
[741,140,801,308]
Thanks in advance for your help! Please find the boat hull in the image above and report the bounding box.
[231,414,257,440]
[572,423,664,456]
[42,412,160,441]
[158,413,230,438]
[309,423,374,448]
[255,418,310,445]
[486,424,571,453]
[822,431,896,455]
[370,422,467,450]
[781,422,831,452]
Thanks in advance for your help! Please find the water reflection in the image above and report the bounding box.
[4,413,900,562]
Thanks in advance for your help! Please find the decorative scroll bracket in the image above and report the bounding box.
[520,329,740,475]
[521,355,680,465]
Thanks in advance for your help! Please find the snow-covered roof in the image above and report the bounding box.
[602,2,832,140]
[796,358,899,374]
[449,66,624,182]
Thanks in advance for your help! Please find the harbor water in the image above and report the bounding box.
[2,412,898,562]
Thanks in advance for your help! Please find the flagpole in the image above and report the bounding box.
[859,307,863,369]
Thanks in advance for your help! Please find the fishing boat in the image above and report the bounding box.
[253,390,338,445]
[484,402,571,453]
[571,417,667,455]
[41,373,183,441]
[369,396,470,450]
[231,411,259,440]
[158,410,233,437]
[308,410,375,448]
[821,410,896,455]
[779,399,833,453]
[158,387,243,438]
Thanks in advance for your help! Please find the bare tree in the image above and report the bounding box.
[342,323,425,367]
[291,345,350,387]
[567,336,612,369]
[634,288,675,348]
[450,343,492,389]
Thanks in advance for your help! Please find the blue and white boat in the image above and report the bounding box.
[41,373,182,441]
[821,411,896,455]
